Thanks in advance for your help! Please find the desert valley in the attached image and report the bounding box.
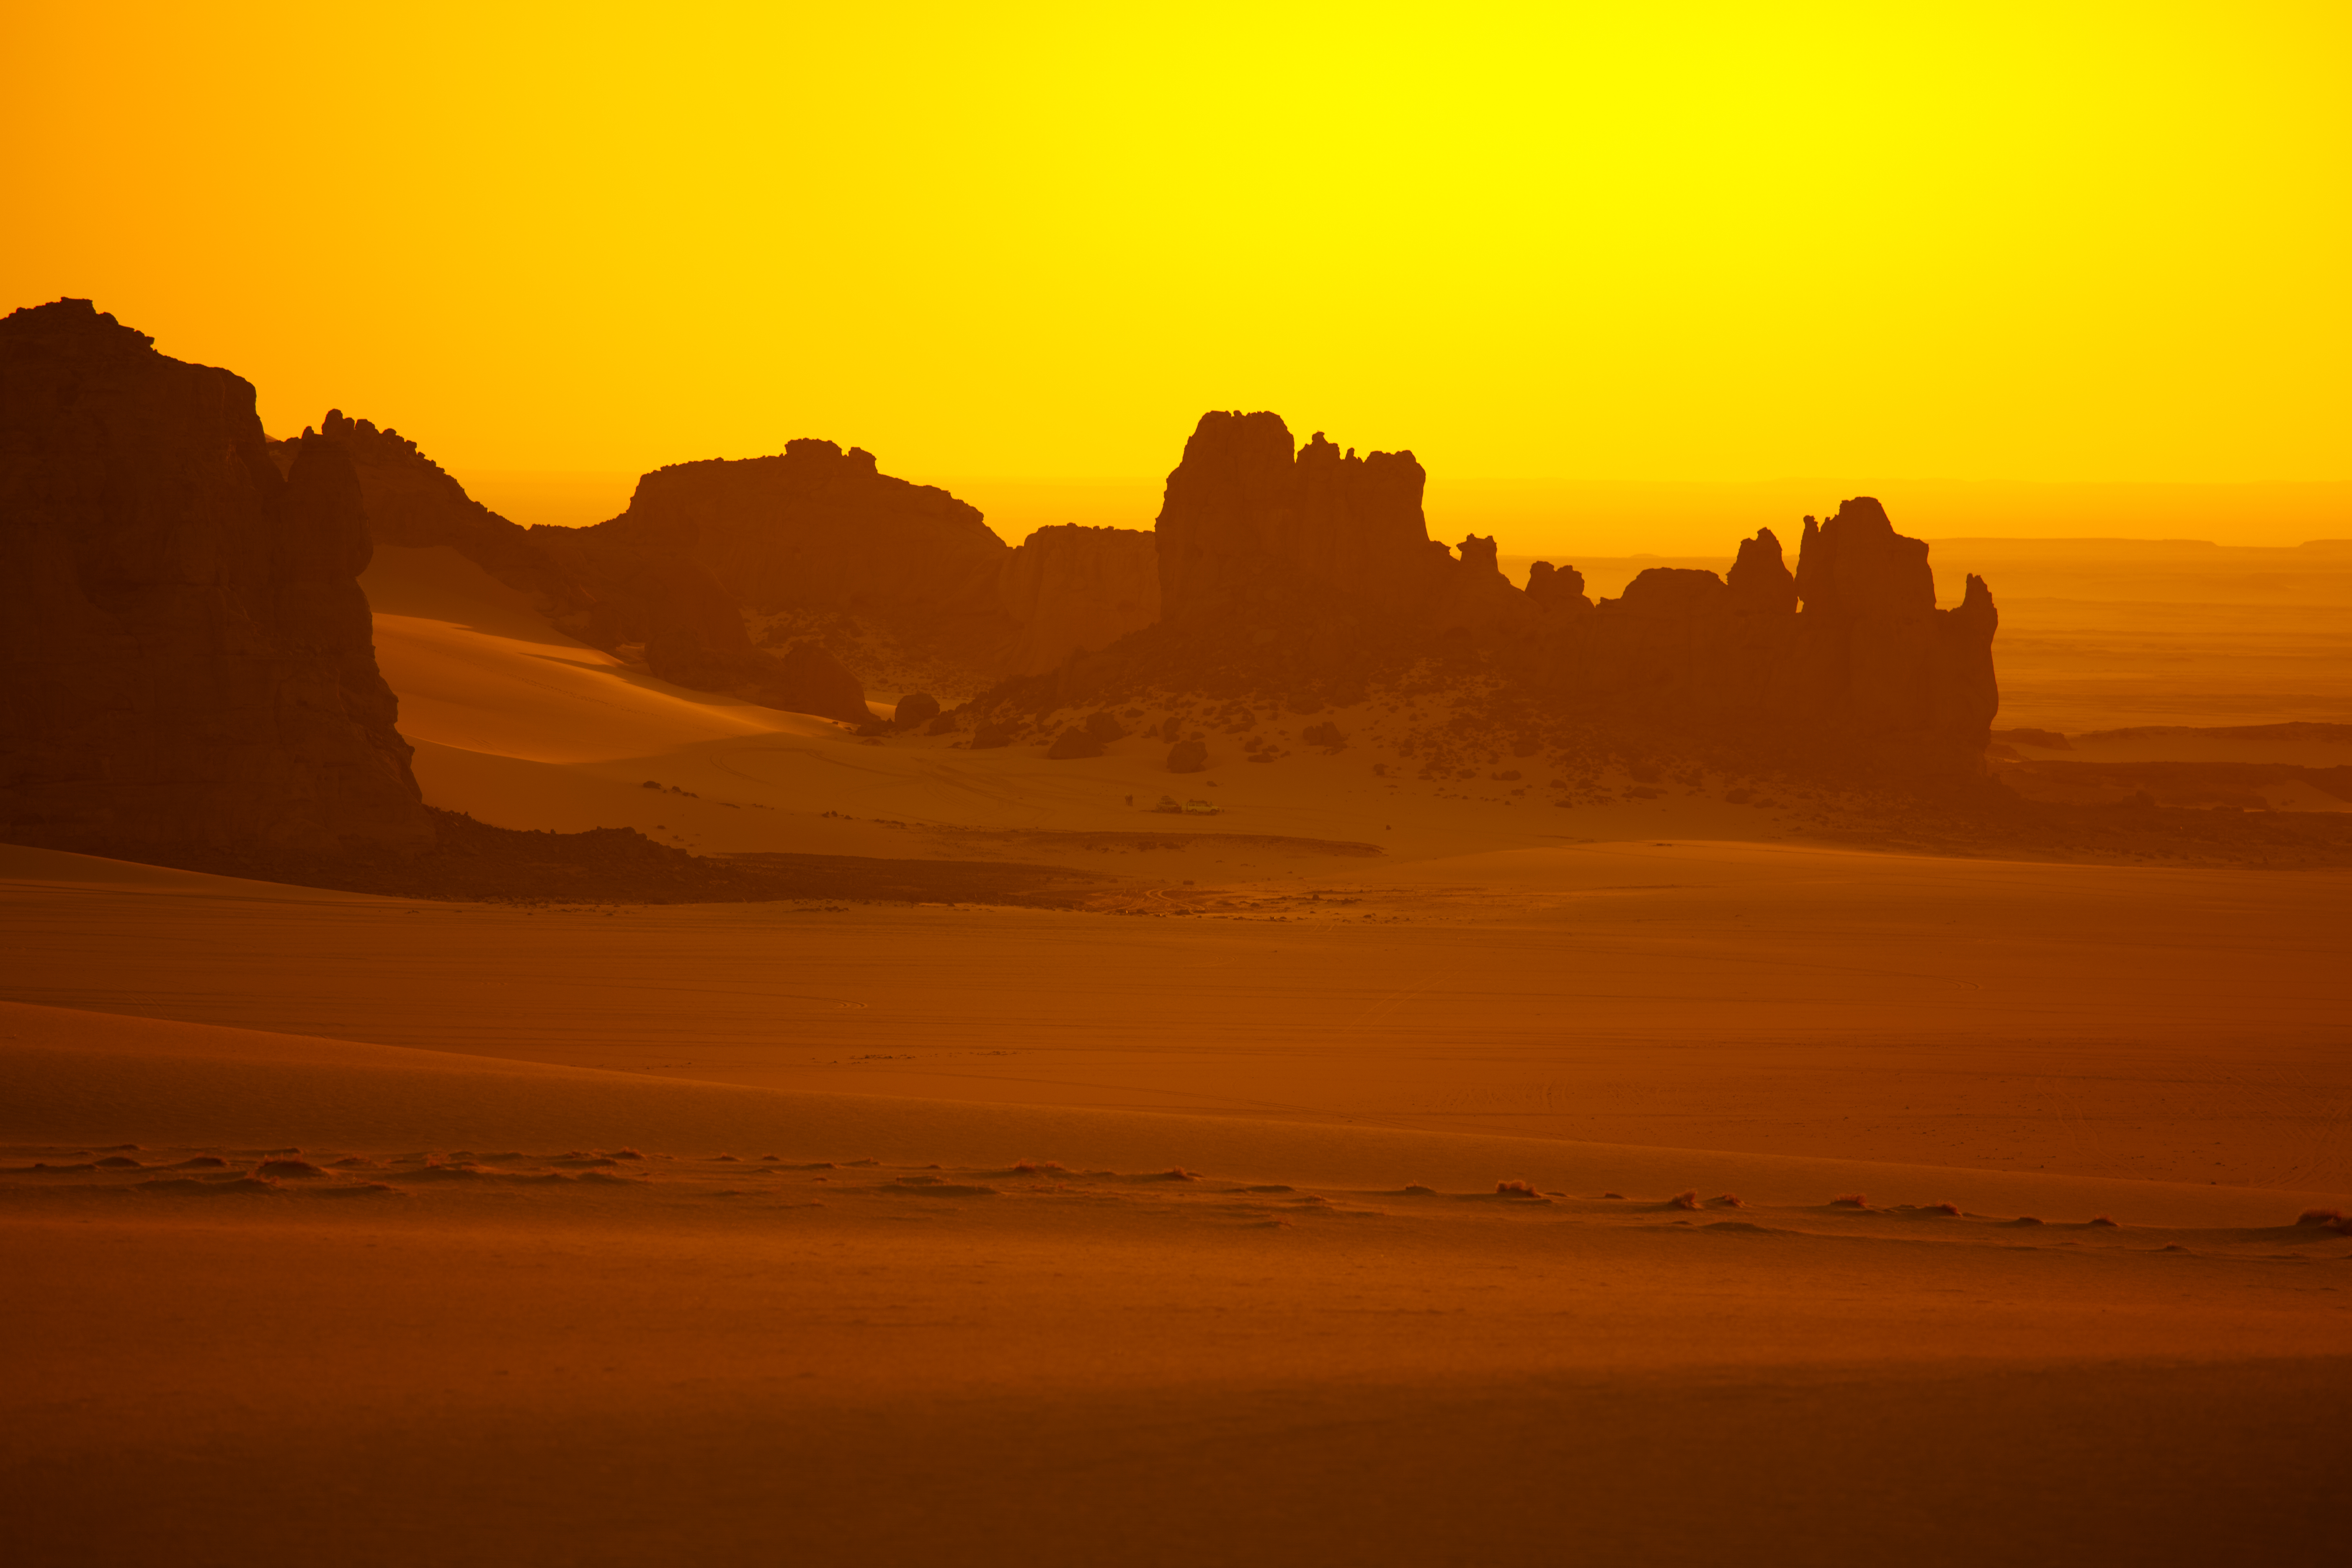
[2,290,2347,1565]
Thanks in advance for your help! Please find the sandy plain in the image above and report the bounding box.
[5,542,2348,1564]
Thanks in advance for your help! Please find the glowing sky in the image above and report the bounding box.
[7,2,2347,547]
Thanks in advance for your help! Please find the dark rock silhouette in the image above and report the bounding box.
[1166,739,1209,773]
[773,641,872,726]
[1155,413,1449,627]
[1727,527,1799,616]
[321,420,1158,693]
[892,692,942,730]
[1083,710,1127,743]
[299,411,832,712]
[591,440,1016,655]
[582,444,1160,680]
[1524,560,1592,614]
[0,301,430,854]
[972,413,2002,776]
[1046,727,1104,759]
[1536,504,1999,771]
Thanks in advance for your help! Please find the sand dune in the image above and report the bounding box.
[3,535,2341,1562]
[4,1000,2345,1565]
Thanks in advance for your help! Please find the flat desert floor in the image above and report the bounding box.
[4,543,2347,1564]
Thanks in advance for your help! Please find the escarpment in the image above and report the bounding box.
[996,524,1161,676]
[0,301,431,854]
[315,421,1161,700]
[975,412,2001,774]
[1536,503,2000,772]
[294,412,799,707]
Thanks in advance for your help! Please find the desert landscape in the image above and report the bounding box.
[7,9,2348,1564]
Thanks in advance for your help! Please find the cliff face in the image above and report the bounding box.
[1536,500,2000,771]
[1155,412,1450,627]
[996,524,1161,676]
[594,440,1018,653]
[298,412,789,704]
[0,301,430,854]
[1135,409,1997,771]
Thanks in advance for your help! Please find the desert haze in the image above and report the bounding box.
[5,10,2349,1556]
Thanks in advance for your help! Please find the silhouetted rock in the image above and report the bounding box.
[1156,413,1448,628]
[892,691,942,730]
[1525,561,1592,614]
[1083,710,1127,742]
[1727,527,1798,615]
[1046,727,1104,759]
[970,719,1016,749]
[773,640,871,725]
[1166,739,1209,773]
[0,301,430,855]
[595,439,1016,655]
[1432,534,1534,632]
[1532,501,1999,771]
[998,524,1160,674]
[302,411,807,708]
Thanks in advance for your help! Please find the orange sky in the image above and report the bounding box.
[6,3,2347,551]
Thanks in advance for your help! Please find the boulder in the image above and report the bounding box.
[892,691,942,730]
[772,640,871,725]
[1166,739,1209,773]
[1046,727,1105,759]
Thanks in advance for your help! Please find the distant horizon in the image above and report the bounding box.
[446,462,2352,556]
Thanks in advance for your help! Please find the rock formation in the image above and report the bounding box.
[295,412,807,708]
[1155,412,1452,627]
[996,524,1160,674]
[591,439,1017,657]
[1534,499,1999,771]
[0,301,431,854]
[314,419,1159,694]
[965,412,2001,774]
[772,640,872,726]
[892,692,942,730]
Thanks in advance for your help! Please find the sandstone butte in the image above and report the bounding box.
[1033,409,2002,775]
[0,300,431,856]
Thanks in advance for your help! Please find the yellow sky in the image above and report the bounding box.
[7,2,2347,548]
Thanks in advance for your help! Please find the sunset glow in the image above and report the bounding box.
[8,2,2345,538]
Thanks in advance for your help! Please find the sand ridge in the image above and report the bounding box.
[5,1000,2346,1565]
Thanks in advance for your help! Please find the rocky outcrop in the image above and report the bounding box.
[0,301,431,854]
[1155,412,1451,627]
[296,411,816,709]
[337,432,1163,688]
[1535,499,1999,771]
[590,439,1017,656]
[1523,560,1592,615]
[891,692,942,730]
[969,414,2001,775]
[996,524,1160,674]
[773,640,872,726]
